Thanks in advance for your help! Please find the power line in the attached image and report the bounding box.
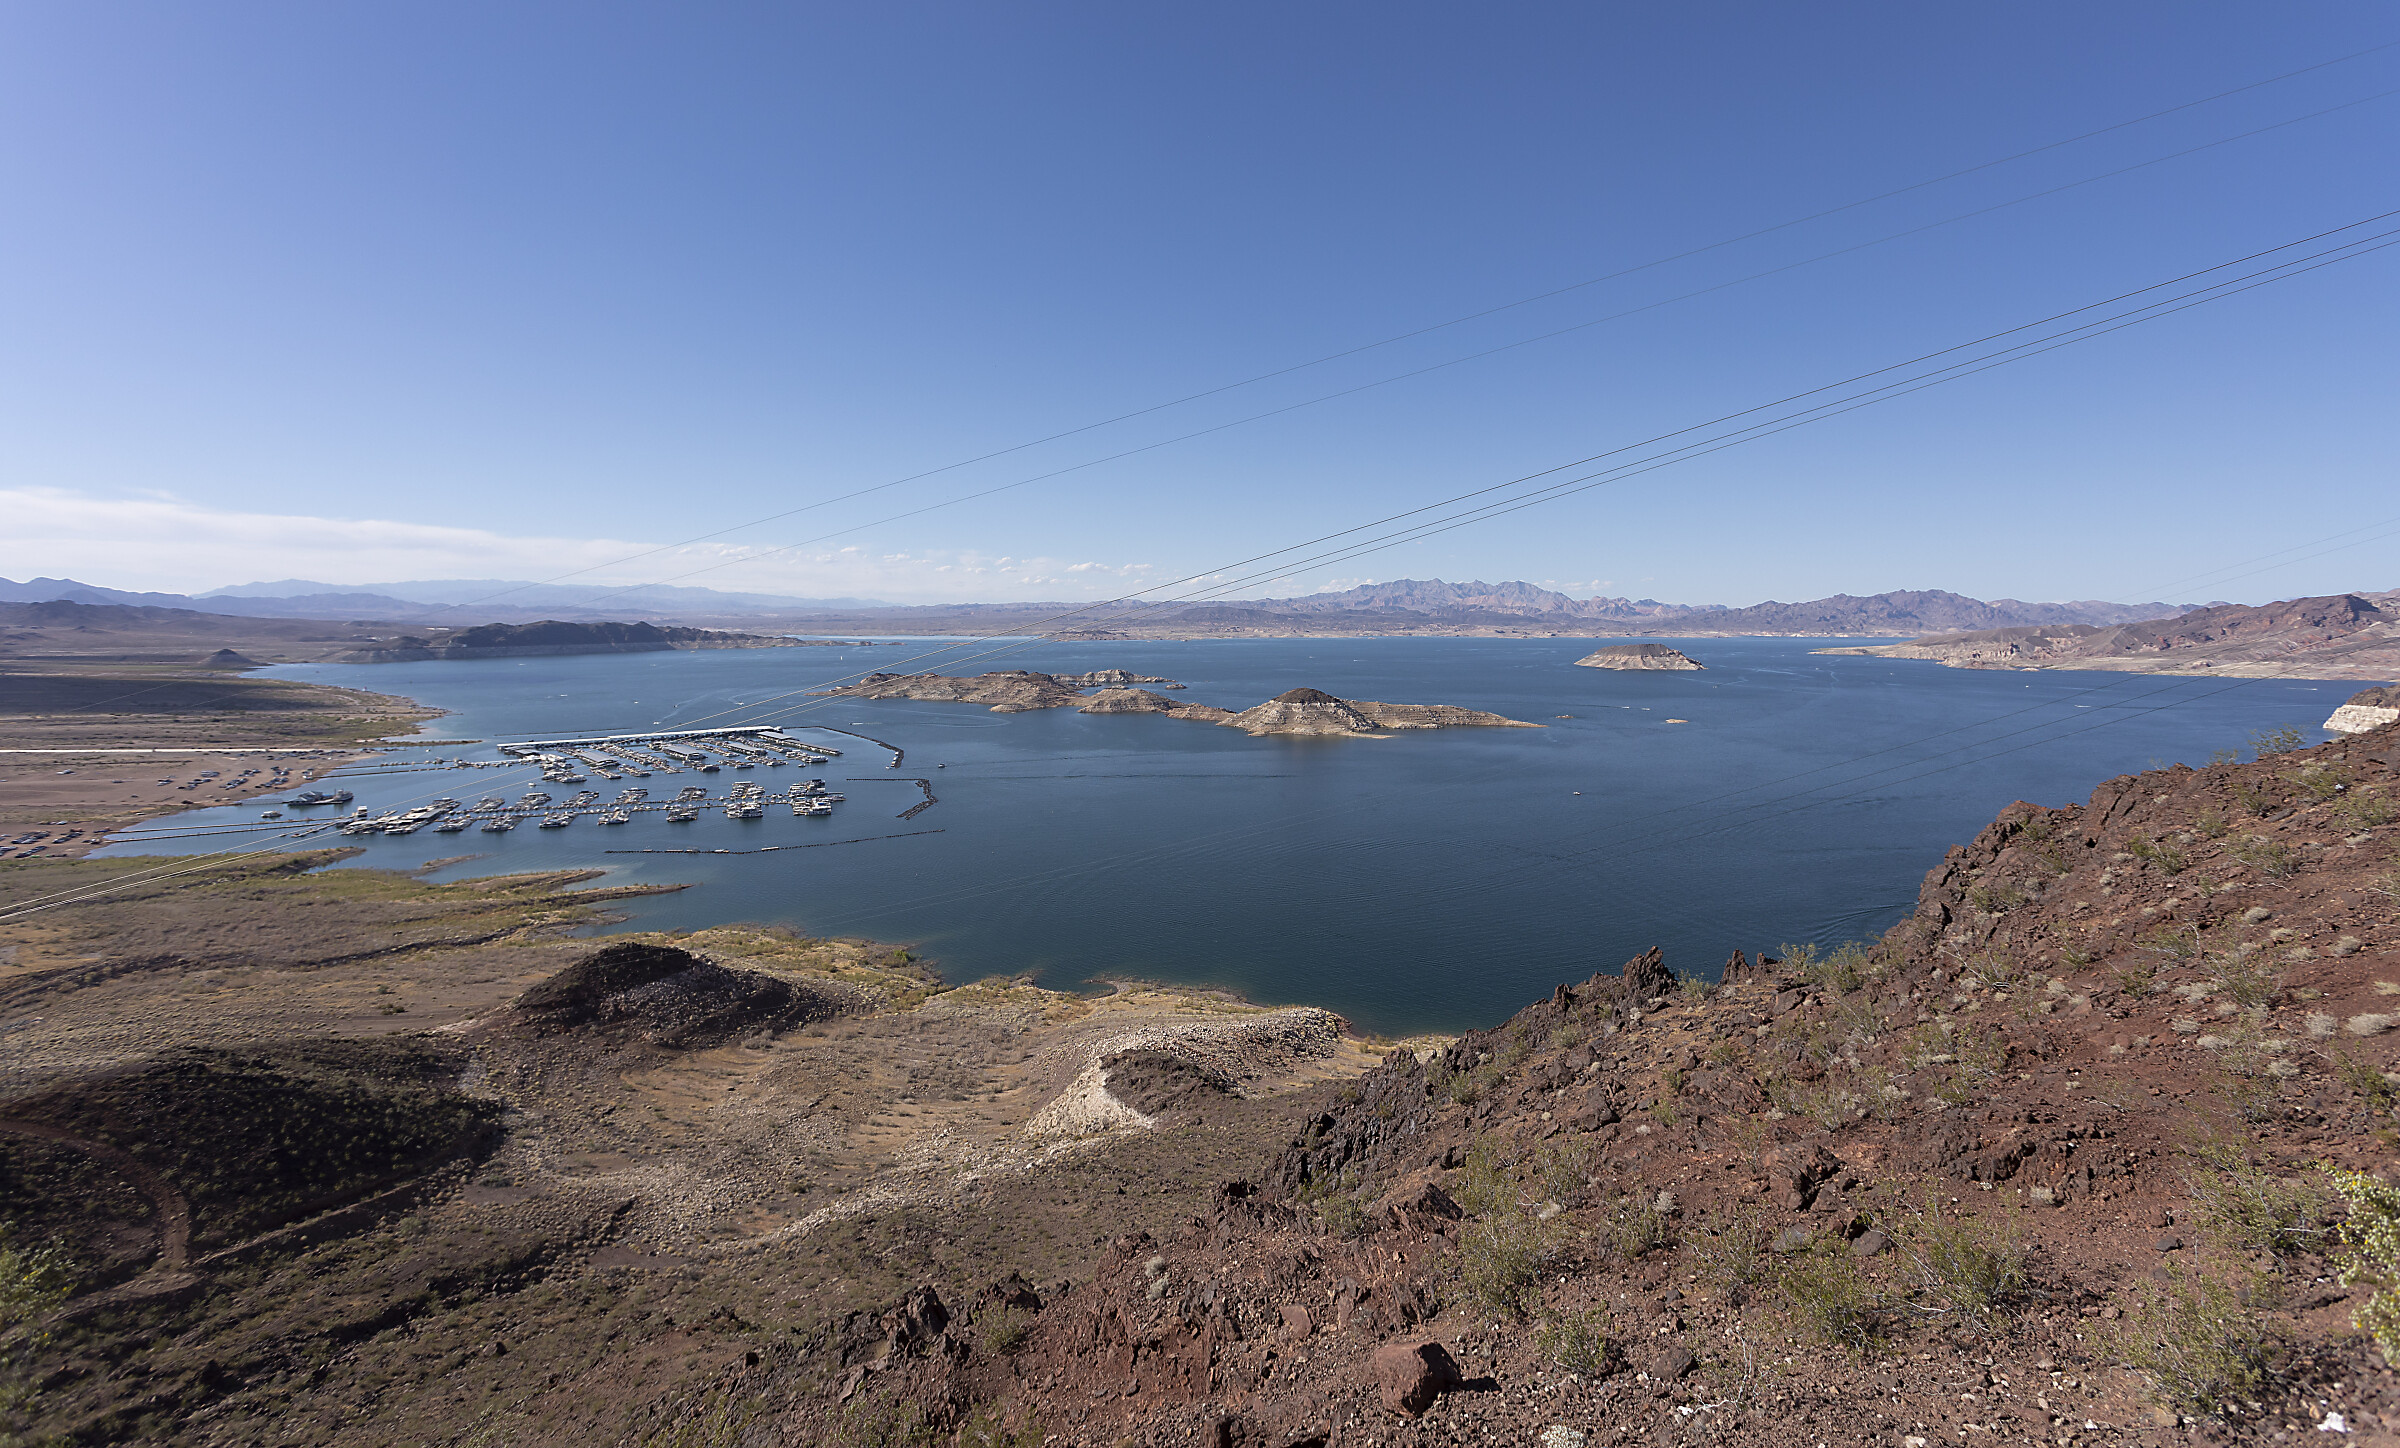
[525,86,2400,618]
[387,41,2400,619]
[679,214,2400,735]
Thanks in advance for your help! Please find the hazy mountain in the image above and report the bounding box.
[199,578,890,611]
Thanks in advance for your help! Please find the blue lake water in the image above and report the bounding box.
[97,638,2352,1035]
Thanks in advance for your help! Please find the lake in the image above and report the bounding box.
[97,637,2351,1036]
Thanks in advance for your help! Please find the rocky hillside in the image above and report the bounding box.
[1828,591,2400,681]
[695,718,2400,1446]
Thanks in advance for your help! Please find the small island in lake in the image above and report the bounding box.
[815,673,1537,736]
[1572,643,1703,670]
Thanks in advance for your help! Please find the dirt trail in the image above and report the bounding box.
[0,1117,193,1286]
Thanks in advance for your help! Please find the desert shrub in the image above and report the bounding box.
[1605,1198,1676,1259]
[2193,806,2232,839]
[2250,725,2307,757]
[1458,1207,1568,1317]
[1809,942,1877,994]
[2109,955,2157,997]
[1967,880,2026,916]
[954,1406,1044,1448]
[2186,1147,2332,1257]
[2231,837,2298,880]
[832,1390,936,1448]
[1891,1193,2024,1330]
[1963,948,2018,991]
[1532,1139,1595,1203]
[2230,778,2278,818]
[1454,1138,1516,1216]
[1778,1249,1880,1352]
[2129,835,2190,875]
[1533,1308,1620,1376]
[2336,790,2397,830]
[2109,1266,2277,1415]
[1684,1205,1770,1288]
[1776,941,1820,976]
[2329,1169,2400,1359]
[1952,1026,2009,1079]
[2209,951,2281,1008]
[1319,1193,1370,1240]
[979,1306,1031,1357]
[2332,1049,2398,1110]
[1678,969,1716,1002]
[2140,925,2201,963]
[0,1223,74,1347]
[2291,762,2351,801]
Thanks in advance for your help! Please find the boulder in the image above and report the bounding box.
[1372,1340,1460,1416]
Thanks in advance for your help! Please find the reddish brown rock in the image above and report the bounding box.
[1371,1340,1459,1416]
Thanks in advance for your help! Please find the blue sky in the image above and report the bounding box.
[0,3,2393,606]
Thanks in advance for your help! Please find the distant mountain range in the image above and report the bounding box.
[0,573,2227,638]
[0,576,887,623]
[1255,579,2187,632]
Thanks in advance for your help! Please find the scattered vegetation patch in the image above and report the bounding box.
[2330,1169,2400,1360]
[1778,1248,1881,1353]
[2109,1266,2278,1415]
[1890,1192,2025,1331]
[1,1039,500,1249]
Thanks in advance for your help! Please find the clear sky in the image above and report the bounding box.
[0,3,2393,607]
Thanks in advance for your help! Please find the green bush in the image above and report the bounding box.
[2250,725,2307,757]
[1778,1249,1880,1352]
[1684,1205,1770,1288]
[1892,1194,2024,1330]
[2208,951,2281,1008]
[2231,837,2298,880]
[2330,1169,2400,1359]
[2334,789,2396,830]
[1533,1307,1620,1376]
[979,1306,1030,1357]
[2290,762,2351,801]
[2186,1148,2331,1257]
[1458,1206,1568,1317]
[2109,1266,2277,1414]
[2129,835,2190,874]
[0,1222,75,1345]
[1605,1199,1676,1259]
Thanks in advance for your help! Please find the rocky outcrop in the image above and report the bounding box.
[1077,688,1232,722]
[1572,643,1703,670]
[1221,688,1537,737]
[1222,688,1382,736]
[819,670,1092,712]
[2328,683,2400,735]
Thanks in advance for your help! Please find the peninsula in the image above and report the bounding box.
[1817,589,2400,680]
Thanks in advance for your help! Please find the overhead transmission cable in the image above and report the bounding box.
[530,85,2400,619]
[667,212,2400,735]
[395,41,2400,619]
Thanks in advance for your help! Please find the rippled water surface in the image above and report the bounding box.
[99,637,2350,1034]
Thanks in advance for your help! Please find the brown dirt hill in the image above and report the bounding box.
[695,721,2400,1446]
[500,941,861,1048]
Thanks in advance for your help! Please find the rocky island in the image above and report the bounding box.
[1572,642,1704,670]
[817,672,1537,735]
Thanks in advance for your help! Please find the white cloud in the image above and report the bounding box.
[0,487,1157,604]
